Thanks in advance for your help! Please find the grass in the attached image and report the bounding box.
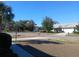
[48,38,65,42]
[48,38,79,44]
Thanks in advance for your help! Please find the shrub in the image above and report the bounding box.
[73,31,79,34]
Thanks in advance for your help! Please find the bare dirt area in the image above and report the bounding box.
[17,43,79,57]
[11,32,79,57]
[15,38,79,57]
[29,44,79,57]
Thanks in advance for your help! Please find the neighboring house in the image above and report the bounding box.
[34,25,43,32]
[53,23,77,33]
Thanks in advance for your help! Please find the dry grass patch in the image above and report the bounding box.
[48,38,79,44]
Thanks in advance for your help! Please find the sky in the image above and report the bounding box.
[4,1,79,26]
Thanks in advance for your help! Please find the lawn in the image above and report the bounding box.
[48,38,79,44]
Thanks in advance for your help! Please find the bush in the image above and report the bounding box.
[3,28,9,32]
[73,31,79,34]
[39,30,46,32]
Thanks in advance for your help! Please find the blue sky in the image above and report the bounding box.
[4,1,79,26]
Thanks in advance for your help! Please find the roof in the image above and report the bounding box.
[54,23,78,29]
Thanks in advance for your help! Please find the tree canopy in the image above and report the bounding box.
[15,20,36,32]
[42,16,57,32]
[0,2,14,32]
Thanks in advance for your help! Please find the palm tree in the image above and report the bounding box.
[0,2,14,32]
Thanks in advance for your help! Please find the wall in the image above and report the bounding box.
[62,28,74,33]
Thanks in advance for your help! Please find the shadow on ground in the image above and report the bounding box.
[18,44,55,57]
[25,40,63,44]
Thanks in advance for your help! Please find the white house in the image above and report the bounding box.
[53,23,77,33]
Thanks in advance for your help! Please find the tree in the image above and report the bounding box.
[0,2,14,32]
[75,23,79,32]
[14,20,26,32]
[15,20,36,32]
[25,20,35,31]
[42,16,56,33]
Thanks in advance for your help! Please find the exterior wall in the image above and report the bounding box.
[62,28,74,33]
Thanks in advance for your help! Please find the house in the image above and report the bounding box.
[53,23,77,33]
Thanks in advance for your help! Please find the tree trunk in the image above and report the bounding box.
[0,16,2,33]
[0,25,2,33]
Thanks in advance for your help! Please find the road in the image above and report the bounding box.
[11,33,67,41]
[5,32,78,41]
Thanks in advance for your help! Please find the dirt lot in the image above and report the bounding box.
[11,32,79,57]
[15,40,79,57]
[29,44,79,57]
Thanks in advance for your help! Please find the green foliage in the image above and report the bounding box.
[73,31,79,34]
[0,2,14,32]
[73,23,79,34]
[25,20,35,31]
[76,24,79,32]
[15,20,35,32]
[3,28,9,32]
[42,16,56,33]
[48,39,65,43]
[0,2,14,22]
